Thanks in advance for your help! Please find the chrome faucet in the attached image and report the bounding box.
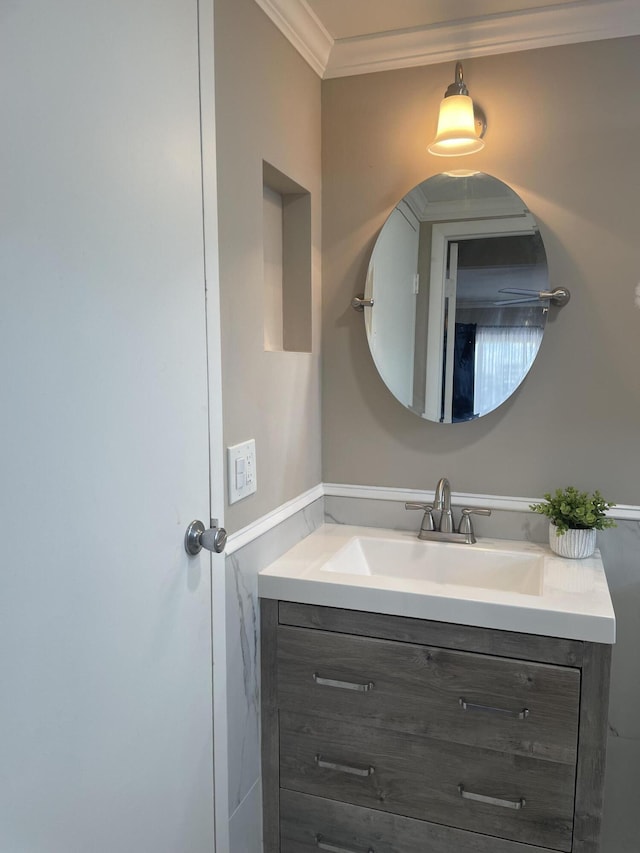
[434,477,453,532]
[405,477,492,544]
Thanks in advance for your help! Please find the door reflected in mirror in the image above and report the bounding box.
[364,172,550,423]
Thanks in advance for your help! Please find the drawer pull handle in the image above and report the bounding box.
[315,753,375,777]
[458,784,525,810]
[315,833,374,853]
[459,697,529,720]
[313,673,375,692]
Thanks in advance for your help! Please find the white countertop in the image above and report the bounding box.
[258,524,616,644]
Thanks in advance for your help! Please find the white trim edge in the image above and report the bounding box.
[324,482,539,512]
[323,483,640,521]
[252,0,332,77]
[225,484,324,555]
[225,482,639,556]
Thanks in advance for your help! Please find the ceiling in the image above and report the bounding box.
[305,0,582,41]
[252,0,640,78]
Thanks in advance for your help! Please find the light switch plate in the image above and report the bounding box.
[227,439,257,504]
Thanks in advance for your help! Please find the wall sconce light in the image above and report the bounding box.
[428,62,486,157]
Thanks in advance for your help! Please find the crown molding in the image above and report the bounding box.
[326,0,640,78]
[253,0,640,79]
[252,0,332,77]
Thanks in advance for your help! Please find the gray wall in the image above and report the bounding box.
[215,0,322,533]
[321,38,640,504]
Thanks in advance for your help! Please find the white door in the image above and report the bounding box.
[0,2,224,852]
[367,203,419,408]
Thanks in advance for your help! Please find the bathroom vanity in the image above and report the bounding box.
[259,525,615,853]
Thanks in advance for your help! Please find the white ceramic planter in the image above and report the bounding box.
[549,523,597,559]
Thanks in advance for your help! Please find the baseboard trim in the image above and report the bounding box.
[225,482,639,554]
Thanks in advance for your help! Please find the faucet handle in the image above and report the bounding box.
[405,502,435,532]
[458,507,492,542]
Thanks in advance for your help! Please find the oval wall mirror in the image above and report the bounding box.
[363,172,552,423]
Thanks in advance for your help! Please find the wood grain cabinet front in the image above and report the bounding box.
[277,624,580,764]
[262,601,612,853]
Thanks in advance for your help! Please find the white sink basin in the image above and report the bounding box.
[321,536,544,596]
[258,524,616,643]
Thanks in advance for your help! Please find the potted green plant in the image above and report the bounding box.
[530,487,616,558]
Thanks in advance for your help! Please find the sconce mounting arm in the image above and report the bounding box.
[445,62,469,97]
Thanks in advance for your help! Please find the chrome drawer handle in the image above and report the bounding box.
[458,784,525,810]
[315,753,375,777]
[459,697,529,720]
[315,834,374,853]
[313,673,375,692]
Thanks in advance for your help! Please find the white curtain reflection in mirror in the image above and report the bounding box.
[474,325,544,416]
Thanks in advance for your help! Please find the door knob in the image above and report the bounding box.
[184,519,228,555]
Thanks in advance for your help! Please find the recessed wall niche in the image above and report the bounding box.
[262,161,312,353]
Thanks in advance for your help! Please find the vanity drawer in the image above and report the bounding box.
[280,789,554,853]
[277,625,580,764]
[279,711,574,851]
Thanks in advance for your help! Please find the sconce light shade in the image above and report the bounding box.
[428,62,485,157]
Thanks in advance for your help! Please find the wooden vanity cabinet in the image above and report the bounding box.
[261,600,611,853]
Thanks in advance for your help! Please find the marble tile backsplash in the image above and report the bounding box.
[598,519,640,853]
[229,779,262,853]
[224,497,324,848]
[324,494,551,542]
